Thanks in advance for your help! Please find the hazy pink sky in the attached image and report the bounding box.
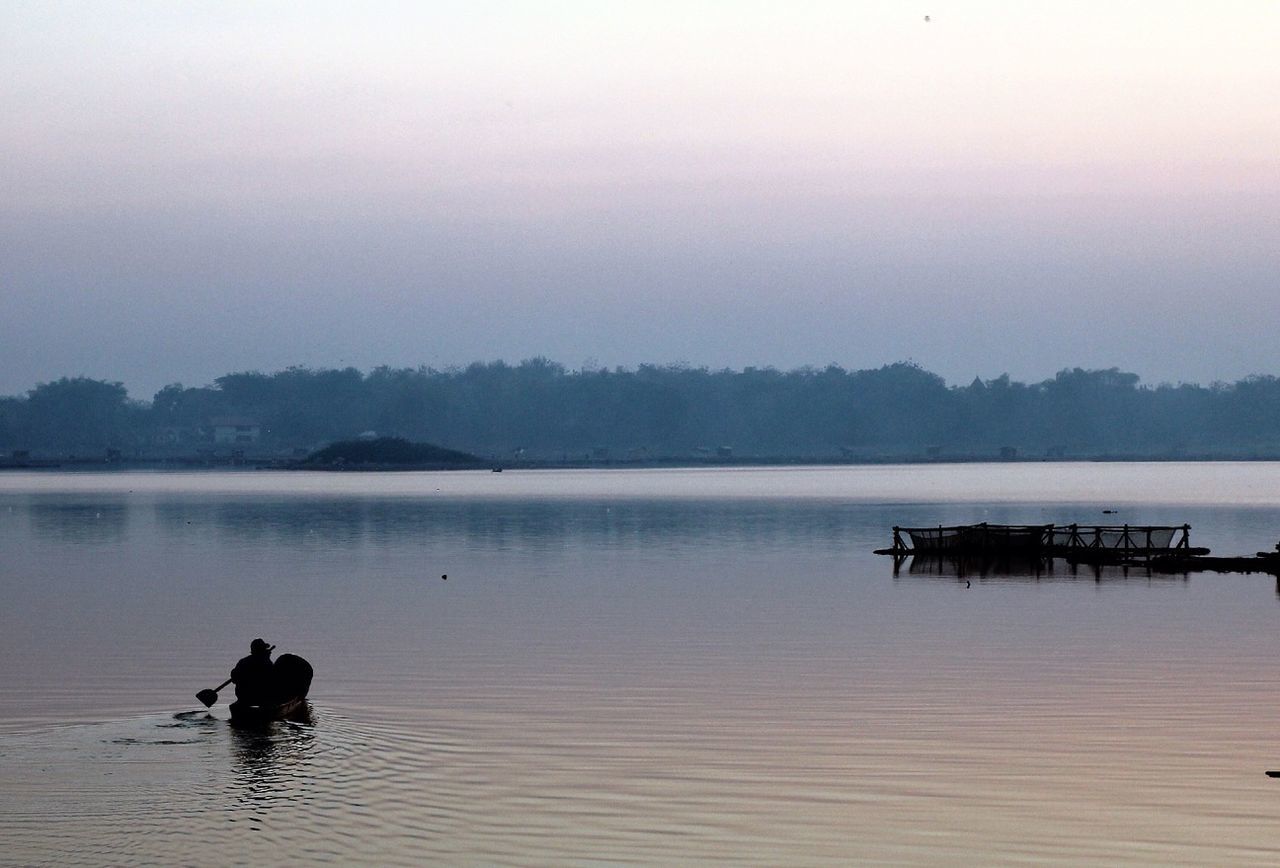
[2,2,1278,397]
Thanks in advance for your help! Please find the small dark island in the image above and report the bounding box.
[299,437,486,470]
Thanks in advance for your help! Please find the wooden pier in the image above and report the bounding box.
[875,522,1280,574]
[874,523,1203,559]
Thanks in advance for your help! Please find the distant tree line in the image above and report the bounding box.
[3,361,1280,460]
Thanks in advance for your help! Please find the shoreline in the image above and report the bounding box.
[8,453,1280,472]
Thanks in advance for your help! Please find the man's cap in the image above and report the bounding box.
[250,638,274,653]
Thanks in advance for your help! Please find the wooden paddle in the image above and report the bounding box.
[197,678,233,708]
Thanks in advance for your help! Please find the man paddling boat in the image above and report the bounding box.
[230,638,276,705]
[197,640,314,722]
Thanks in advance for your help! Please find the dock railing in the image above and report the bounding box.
[886,523,1191,556]
[1047,524,1190,552]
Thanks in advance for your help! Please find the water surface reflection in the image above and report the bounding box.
[229,710,317,829]
[5,469,1280,863]
[149,497,878,552]
[896,554,1194,584]
[27,499,130,543]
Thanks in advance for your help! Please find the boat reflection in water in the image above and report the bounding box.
[893,554,1191,584]
[228,704,317,826]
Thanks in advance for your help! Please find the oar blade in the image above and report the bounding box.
[196,688,219,708]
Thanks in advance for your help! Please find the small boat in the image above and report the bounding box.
[229,695,309,725]
[229,653,313,725]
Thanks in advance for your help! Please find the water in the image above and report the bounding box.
[3,464,1280,864]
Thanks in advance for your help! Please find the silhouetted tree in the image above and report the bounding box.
[7,362,1280,460]
[24,377,135,451]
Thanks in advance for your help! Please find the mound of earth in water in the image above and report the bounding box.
[301,437,485,469]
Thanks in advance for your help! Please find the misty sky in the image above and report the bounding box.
[3,1,1278,399]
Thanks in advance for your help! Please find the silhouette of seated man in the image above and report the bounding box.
[231,638,276,705]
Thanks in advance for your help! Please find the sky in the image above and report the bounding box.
[2,1,1278,399]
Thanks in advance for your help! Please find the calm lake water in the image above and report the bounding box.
[4,463,1280,865]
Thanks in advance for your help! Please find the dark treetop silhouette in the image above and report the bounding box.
[7,362,1280,461]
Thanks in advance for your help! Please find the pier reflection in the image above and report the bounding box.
[894,555,1190,584]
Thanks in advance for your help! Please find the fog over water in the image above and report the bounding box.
[3,2,1279,396]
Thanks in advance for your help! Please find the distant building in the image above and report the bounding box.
[211,417,261,444]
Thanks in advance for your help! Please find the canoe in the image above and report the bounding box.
[229,695,309,725]
[229,653,314,725]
